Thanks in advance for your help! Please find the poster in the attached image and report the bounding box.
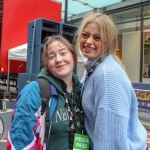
[143,32,150,78]
[135,89,150,113]
[133,83,150,114]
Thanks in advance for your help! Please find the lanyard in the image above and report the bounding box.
[63,86,84,133]
[61,80,85,149]
[84,57,102,83]
[81,57,102,98]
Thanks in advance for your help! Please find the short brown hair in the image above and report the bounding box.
[42,35,77,75]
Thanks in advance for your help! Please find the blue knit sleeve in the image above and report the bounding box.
[92,65,130,149]
[94,108,129,149]
[92,58,147,150]
[8,81,41,150]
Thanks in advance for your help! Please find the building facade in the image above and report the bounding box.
[69,0,150,83]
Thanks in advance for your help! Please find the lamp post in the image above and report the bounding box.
[64,0,68,23]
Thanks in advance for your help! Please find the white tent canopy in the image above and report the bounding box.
[8,43,27,61]
[6,44,27,97]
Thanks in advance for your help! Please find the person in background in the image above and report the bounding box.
[7,35,86,150]
[76,12,148,150]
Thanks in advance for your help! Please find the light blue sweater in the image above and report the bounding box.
[81,54,147,150]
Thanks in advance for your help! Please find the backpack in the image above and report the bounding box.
[37,77,57,143]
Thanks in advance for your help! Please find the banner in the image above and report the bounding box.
[134,89,150,113]
[132,83,150,114]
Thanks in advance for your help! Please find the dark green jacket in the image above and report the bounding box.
[38,70,81,150]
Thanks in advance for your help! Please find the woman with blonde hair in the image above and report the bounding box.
[76,12,148,150]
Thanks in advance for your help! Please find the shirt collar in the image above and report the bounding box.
[84,57,101,73]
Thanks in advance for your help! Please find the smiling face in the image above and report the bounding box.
[47,41,74,81]
[79,22,103,61]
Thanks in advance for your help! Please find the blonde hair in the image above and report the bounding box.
[42,35,77,75]
[76,12,126,71]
